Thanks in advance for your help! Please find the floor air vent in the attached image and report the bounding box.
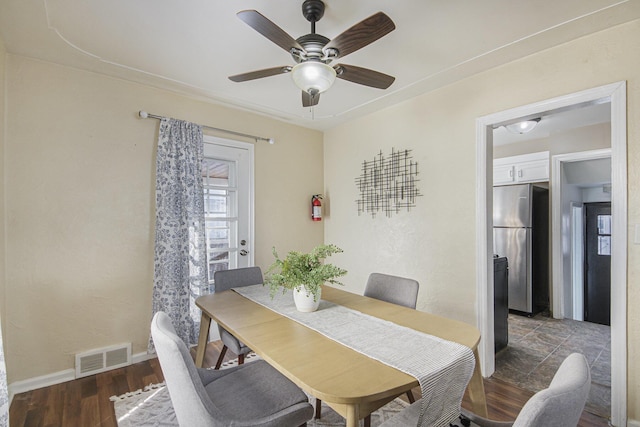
[75,343,132,378]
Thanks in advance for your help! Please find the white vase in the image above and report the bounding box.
[293,286,321,312]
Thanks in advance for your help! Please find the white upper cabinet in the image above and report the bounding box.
[494,151,549,185]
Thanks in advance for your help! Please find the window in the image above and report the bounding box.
[202,157,238,284]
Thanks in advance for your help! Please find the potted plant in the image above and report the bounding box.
[265,244,347,312]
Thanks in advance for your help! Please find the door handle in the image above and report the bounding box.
[240,249,248,256]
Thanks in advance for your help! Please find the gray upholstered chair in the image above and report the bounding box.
[151,311,314,427]
[213,266,263,369]
[364,272,420,309]
[380,352,591,427]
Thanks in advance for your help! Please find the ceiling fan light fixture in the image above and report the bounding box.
[291,61,336,94]
[505,118,541,134]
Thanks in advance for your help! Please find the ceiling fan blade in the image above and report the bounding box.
[237,10,305,54]
[302,91,320,107]
[229,66,291,82]
[334,64,395,89]
[323,12,395,59]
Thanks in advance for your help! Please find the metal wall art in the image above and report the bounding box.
[355,148,421,218]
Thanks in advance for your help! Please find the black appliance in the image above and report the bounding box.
[494,256,508,352]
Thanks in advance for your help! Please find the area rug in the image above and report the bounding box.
[111,355,409,426]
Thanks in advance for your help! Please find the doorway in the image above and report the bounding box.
[551,149,612,321]
[475,82,627,426]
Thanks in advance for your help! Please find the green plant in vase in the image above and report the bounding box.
[265,244,347,311]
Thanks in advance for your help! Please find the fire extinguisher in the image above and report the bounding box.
[311,194,323,221]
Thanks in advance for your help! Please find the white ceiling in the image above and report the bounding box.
[1,0,639,131]
[564,157,612,186]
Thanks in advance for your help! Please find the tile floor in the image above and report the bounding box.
[493,312,611,418]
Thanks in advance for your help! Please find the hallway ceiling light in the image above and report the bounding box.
[505,118,541,134]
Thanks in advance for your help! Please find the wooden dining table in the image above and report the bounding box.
[195,285,487,427]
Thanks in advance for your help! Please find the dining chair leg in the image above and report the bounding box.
[315,398,322,419]
[214,345,228,369]
[406,390,415,403]
[364,414,371,427]
[238,353,245,365]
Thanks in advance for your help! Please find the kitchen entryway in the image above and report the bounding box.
[493,312,610,419]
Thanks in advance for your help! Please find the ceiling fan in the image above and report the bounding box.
[229,0,396,107]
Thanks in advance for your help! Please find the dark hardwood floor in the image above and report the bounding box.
[9,341,609,427]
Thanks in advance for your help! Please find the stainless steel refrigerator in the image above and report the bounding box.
[493,183,549,314]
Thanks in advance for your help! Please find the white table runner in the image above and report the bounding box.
[233,285,475,427]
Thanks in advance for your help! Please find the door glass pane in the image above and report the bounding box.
[203,159,230,186]
[597,235,611,256]
[597,214,611,235]
[203,158,239,284]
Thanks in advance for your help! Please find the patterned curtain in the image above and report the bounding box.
[0,318,8,427]
[150,118,208,350]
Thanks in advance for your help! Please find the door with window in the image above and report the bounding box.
[584,202,611,326]
[202,137,254,288]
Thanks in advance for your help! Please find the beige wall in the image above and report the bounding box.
[324,20,640,420]
[0,35,6,337]
[3,55,324,382]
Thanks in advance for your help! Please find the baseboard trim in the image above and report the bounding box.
[628,419,640,427]
[8,368,75,402]
[132,350,155,364]
[8,351,154,403]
